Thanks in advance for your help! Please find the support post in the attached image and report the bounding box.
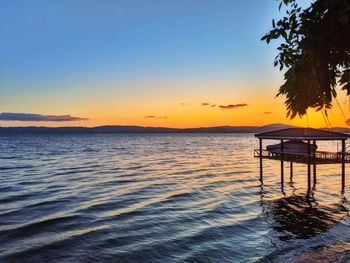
[307,140,311,194]
[313,140,316,186]
[290,162,293,180]
[259,138,263,183]
[281,140,284,186]
[342,139,345,192]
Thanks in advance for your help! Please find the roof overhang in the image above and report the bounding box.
[255,136,349,140]
[255,128,350,141]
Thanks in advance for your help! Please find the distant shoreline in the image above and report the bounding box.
[1,123,350,134]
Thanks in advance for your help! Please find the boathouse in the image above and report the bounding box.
[254,128,350,192]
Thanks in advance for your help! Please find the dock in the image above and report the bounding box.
[254,128,350,193]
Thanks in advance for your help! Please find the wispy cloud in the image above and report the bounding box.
[201,102,210,106]
[144,115,168,119]
[180,102,190,106]
[263,111,273,114]
[211,104,217,107]
[219,103,248,109]
[0,112,88,122]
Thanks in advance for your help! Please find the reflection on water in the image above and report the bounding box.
[261,192,349,240]
[283,241,350,263]
[0,134,349,263]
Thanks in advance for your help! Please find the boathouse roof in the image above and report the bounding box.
[255,128,350,140]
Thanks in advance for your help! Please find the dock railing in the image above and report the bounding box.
[254,149,350,164]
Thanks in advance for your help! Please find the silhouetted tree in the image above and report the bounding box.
[262,0,350,119]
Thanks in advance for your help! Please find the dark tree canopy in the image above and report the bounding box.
[262,0,350,119]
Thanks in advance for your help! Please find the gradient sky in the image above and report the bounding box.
[0,0,348,128]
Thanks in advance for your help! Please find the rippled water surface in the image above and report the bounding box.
[1,133,350,263]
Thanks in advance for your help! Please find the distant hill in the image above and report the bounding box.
[0,124,349,134]
[257,123,295,133]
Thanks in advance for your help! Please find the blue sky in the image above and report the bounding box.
[0,1,278,79]
[1,0,333,128]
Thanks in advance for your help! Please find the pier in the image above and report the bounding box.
[254,128,350,193]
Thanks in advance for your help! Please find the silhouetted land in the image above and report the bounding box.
[0,123,349,134]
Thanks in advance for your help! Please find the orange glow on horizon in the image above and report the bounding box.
[3,97,349,129]
[2,79,350,129]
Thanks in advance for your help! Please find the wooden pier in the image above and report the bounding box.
[254,128,350,193]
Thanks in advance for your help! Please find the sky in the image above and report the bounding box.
[0,0,349,128]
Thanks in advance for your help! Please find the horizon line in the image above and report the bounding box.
[0,123,349,130]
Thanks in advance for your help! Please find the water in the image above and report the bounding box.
[0,133,350,263]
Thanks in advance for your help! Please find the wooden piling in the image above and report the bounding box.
[307,140,311,193]
[313,140,316,185]
[342,139,345,192]
[281,140,284,186]
[259,138,263,183]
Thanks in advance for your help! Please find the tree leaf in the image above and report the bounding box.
[261,0,350,119]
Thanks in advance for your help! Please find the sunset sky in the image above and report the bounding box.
[1,0,349,128]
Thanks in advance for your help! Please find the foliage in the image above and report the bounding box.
[262,0,350,119]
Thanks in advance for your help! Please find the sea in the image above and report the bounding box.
[1,133,350,263]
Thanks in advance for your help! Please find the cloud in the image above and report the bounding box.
[219,103,248,109]
[201,103,210,106]
[263,111,273,114]
[144,115,168,119]
[180,102,190,106]
[0,112,88,122]
[211,104,217,107]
